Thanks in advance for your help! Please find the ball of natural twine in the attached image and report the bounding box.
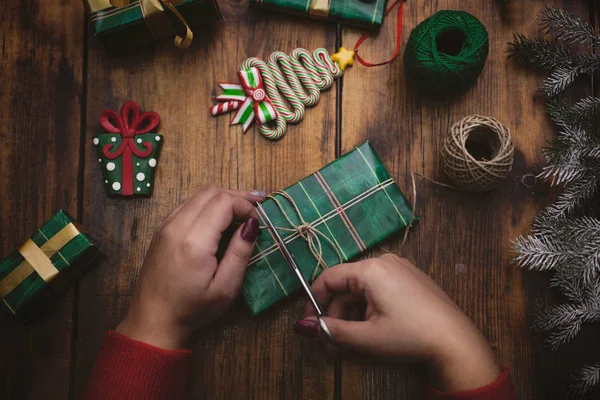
[441,115,514,191]
[403,10,489,95]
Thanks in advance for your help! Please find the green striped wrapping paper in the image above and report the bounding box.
[0,211,103,322]
[242,142,416,315]
[86,0,221,52]
[250,0,387,29]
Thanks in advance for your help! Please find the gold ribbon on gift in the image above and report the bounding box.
[88,0,193,49]
[308,0,330,17]
[0,223,81,300]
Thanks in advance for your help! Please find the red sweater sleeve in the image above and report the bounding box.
[427,367,516,400]
[82,331,193,400]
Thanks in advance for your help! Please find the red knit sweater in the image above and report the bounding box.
[83,331,516,400]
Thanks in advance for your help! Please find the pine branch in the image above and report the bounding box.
[539,55,600,97]
[545,167,600,219]
[546,98,573,127]
[552,97,600,129]
[570,364,600,397]
[546,320,582,350]
[507,34,573,71]
[550,269,585,303]
[516,215,600,286]
[512,235,572,271]
[532,280,600,349]
[540,7,600,47]
[539,128,600,185]
[539,66,582,97]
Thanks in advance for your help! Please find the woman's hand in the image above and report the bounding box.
[295,254,501,392]
[116,187,265,350]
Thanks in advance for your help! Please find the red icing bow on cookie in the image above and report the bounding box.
[100,101,160,196]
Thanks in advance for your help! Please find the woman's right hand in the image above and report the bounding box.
[295,254,501,393]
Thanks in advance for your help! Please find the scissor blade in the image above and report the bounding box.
[256,202,325,317]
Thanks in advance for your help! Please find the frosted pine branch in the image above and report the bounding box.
[514,215,600,284]
[539,66,582,97]
[507,34,572,71]
[510,7,600,395]
[545,167,600,219]
[570,364,600,397]
[540,7,600,46]
[512,235,571,271]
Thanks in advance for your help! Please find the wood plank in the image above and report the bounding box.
[340,1,591,399]
[0,1,84,399]
[74,4,338,399]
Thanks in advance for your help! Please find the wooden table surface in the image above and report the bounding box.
[2,1,599,399]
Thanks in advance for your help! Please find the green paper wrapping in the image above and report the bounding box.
[242,142,416,315]
[85,0,222,52]
[94,133,163,196]
[250,0,387,29]
[0,211,103,322]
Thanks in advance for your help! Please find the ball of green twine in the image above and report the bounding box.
[403,10,489,95]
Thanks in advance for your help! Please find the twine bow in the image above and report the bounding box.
[100,101,160,196]
[212,67,278,134]
[109,0,193,49]
[265,191,343,280]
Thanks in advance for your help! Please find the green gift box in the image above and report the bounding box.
[0,210,103,322]
[242,141,416,315]
[85,0,222,52]
[250,0,387,29]
[94,101,163,197]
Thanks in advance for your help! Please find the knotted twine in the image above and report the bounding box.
[263,191,344,279]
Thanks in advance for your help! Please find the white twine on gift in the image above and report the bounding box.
[261,190,344,279]
[249,178,397,266]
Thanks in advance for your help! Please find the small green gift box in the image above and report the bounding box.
[84,0,222,52]
[94,101,163,197]
[250,0,387,29]
[0,210,103,322]
[242,141,416,315]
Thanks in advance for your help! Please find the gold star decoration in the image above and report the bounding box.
[331,47,355,72]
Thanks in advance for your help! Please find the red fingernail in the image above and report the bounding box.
[241,217,260,242]
[294,319,319,338]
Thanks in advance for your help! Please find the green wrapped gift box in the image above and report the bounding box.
[250,0,387,29]
[0,211,103,322]
[242,142,416,315]
[85,0,222,52]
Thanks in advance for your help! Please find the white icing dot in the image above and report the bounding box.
[136,163,140,167]
[148,158,157,168]
[106,162,116,172]
[111,137,117,143]
[136,172,145,181]
[155,136,161,141]
[98,158,102,163]
[105,180,108,184]
[112,182,121,191]
[93,138,99,145]
[137,187,141,192]
[146,183,151,187]
[137,138,142,144]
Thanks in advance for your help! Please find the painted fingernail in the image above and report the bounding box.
[249,190,267,198]
[294,319,320,338]
[241,217,260,242]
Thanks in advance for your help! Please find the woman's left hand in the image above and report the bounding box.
[116,187,265,350]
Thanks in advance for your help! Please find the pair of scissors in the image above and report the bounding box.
[256,202,333,341]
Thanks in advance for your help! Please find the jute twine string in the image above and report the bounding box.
[442,115,514,191]
[262,191,344,279]
[385,115,514,253]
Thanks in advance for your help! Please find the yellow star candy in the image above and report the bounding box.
[331,47,355,72]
